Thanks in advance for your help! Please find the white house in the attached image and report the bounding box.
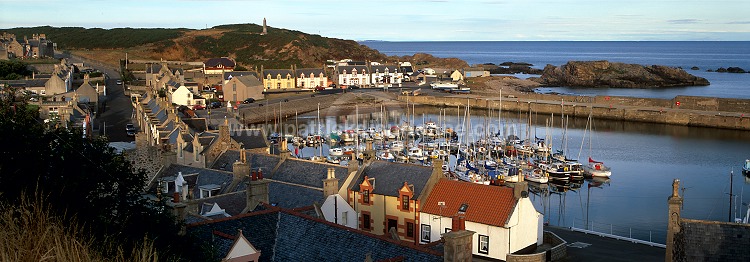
[419,179,543,261]
[337,65,370,87]
[370,65,402,88]
[171,85,205,107]
[320,194,358,229]
[296,68,327,89]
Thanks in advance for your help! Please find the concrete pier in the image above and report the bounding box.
[401,93,750,131]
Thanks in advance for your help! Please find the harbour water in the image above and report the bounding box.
[282,105,750,244]
[363,41,750,99]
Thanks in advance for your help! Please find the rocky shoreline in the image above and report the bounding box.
[531,60,710,88]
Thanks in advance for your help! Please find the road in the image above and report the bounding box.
[60,52,135,142]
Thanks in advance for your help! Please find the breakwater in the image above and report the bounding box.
[401,93,750,131]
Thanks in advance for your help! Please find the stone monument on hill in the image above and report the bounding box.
[261,18,267,35]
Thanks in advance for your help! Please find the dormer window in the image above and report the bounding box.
[402,195,410,210]
[199,184,221,198]
[277,74,281,80]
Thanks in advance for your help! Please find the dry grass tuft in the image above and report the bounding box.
[0,196,159,262]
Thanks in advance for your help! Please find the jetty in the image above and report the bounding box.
[401,93,750,131]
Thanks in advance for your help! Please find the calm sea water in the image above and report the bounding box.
[363,41,750,99]
[283,106,750,244]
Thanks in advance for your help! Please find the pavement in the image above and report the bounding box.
[61,52,135,142]
[544,226,664,262]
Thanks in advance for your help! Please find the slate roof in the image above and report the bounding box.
[268,182,322,209]
[422,179,517,227]
[247,153,281,174]
[187,209,442,262]
[224,71,259,80]
[231,129,268,149]
[167,127,181,144]
[263,69,293,78]
[193,191,248,216]
[295,68,325,77]
[371,65,399,73]
[197,133,218,153]
[153,164,236,198]
[182,118,208,133]
[212,150,241,171]
[146,64,163,74]
[235,75,262,87]
[271,158,348,189]
[155,109,168,124]
[204,57,236,68]
[337,65,369,74]
[352,161,434,198]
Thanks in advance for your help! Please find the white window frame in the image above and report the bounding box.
[421,224,431,243]
[478,234,489,254]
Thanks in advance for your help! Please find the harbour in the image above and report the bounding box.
[274,104,750,245]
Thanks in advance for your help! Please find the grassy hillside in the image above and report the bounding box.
[1,26,186,49]
[2,24,463,70]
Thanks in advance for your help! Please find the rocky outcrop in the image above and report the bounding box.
[714,67,747,73]
[488,62,543,74]
[533,61,710,88]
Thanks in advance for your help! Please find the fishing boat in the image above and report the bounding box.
[329,147,343,156]
[407,147,426,161]
[583,157,612,178]
[743,159,750,176]
[451,87,471,94]
[326,156,341,164]
[524,168,549,184]
[378,151,395,161]
[390,141,404,152]
[430,82,459,90]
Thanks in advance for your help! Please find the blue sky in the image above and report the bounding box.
[1,0,749,41]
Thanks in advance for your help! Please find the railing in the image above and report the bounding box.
[570,218,666,248]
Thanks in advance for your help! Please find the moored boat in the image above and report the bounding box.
[743,159,750,176]
[583,157,612,178]
[524,168,549,184]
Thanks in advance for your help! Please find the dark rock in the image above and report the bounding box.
[489,62,542,74]
[707,69,714,72]
[717,67,727,72]
[726,67,746,73]
[691,66,699,70]
[533,60,710,88]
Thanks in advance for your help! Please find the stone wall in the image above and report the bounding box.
[677,219,750,262]
[544,231,567,261]
[403,95,750,131]
[506,252,546,262]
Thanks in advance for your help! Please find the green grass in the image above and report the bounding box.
[1,26,186,49]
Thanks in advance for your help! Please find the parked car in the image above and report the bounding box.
[243,98,255,104]
[127,130,136,137]
[192,104,205,110]
[126,123,136,131]
[209,101,222,109]
[348,85,360,90]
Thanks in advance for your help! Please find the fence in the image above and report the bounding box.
[570,218,666,248]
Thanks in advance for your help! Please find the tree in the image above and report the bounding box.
[0,89,199,260]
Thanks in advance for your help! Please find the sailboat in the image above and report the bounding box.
[580,108,612,178]
[743,159,750,176]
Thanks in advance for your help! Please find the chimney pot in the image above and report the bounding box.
[258,169,263,180]
[173,192,180,203]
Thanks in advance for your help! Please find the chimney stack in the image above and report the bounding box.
[513,181,528,199]
[442,229,475,262]
[322,167,339,198]
[232,151,250,180]
[244,169,270,212]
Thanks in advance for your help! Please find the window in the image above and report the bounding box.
[406,222,414,238]
[401,195,410,210]
[178,142,183,158]
[363,190,370,204]
[363,213,371,229]
[277,83,281,89]
[232,83,236,92]
[478,235,489,254]
[421,224,431,242]
[267,83,271,89]
[342,211,348,225]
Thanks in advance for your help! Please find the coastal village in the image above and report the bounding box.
[2,21,750,262]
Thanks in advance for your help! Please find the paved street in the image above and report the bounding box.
[544,226,664,262]
[61,53,135,142]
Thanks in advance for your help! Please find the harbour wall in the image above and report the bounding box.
[401,94,750,131]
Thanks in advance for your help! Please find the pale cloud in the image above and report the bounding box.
[667,19,702,24]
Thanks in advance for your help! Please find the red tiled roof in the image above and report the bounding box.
[422,179,517,227]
